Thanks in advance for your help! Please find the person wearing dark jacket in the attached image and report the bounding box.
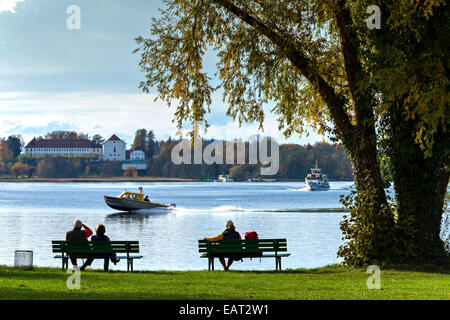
[80,224,120,271]
[65,220,93,269]
[204,220,242,271]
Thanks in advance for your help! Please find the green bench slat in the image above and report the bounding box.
[62,246,140,249]
[52,241,140,253]
[198,241,287,244]
[57,250,140,254]
[198,239,286,242]
[54,246,140,250]
[54,255,143,259]
[199,244,288,249]
[255,253,290,258]
[198,241,286,246]
[52,241,139,244]
[53,248,140,253]
[53,249,140,253]
[54,243,140,246]
[198,239,287,244]
[200,253,291,258]
[199,247,287,253]
[199,244,287,249]
[201,242,288,245]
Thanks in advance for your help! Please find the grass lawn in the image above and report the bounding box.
[0,264,449,300]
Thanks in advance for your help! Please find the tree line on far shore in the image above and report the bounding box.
[148,138,353,180]
[0,130,353,180]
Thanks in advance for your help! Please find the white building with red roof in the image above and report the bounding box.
[24,138,102,156]
[102,134,126,161]
[24,134,146,169]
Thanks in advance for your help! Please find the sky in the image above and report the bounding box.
[0,0,327,147]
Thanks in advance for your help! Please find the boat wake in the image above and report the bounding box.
[174,205,249,214]
[287,185,352,192]
[287,187,310,192]
[173,205,347,214]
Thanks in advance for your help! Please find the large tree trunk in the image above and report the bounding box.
[389,107,449,264]
[337,103,397,266]
[351,134,387,211]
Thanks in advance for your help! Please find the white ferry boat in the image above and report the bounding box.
[304,161,330,191]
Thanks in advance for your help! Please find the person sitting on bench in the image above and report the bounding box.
[204,220,242,271]
[66,220,93,270]
[80,224,120,271]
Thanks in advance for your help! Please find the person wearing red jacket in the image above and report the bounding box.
[65,220,93,269]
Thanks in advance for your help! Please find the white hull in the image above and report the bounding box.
[304,182,330,191]
[304,161,329,191]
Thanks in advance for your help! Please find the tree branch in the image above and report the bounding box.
[210,0,355,141]
[334,1,373,131]
[334,1,361,98]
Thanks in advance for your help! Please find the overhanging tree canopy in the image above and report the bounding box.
[135,0,449,265]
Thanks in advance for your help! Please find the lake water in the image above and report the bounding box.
[0,181,355,271]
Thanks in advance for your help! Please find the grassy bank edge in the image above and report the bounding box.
[1,264,449,300]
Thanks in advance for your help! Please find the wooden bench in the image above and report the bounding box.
[52,240,143,272]
[198,238,290,271]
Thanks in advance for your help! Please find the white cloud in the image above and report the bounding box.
[0,91,326,146]
[0,0,24,13]
[186,119,326,145]
[0,91,34,99]
[0,91,178,145]
[0,65,75,76]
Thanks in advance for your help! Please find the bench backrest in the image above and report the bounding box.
[52,241,139,254]
[198,239,287,255]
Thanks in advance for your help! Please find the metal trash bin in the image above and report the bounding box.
[14,250,33,269]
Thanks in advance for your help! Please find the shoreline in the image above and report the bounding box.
[0,177,198,183]
[0,177,354,183]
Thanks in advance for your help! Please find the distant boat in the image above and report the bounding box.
[104,187,175,212]
[247,177,277,182]
[215,174,234,182]
[304,161,330,191]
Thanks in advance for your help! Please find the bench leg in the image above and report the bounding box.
[208,258,214,271]
[275,257,281,271]
[61,257,69,270]
[125,259,135,272]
